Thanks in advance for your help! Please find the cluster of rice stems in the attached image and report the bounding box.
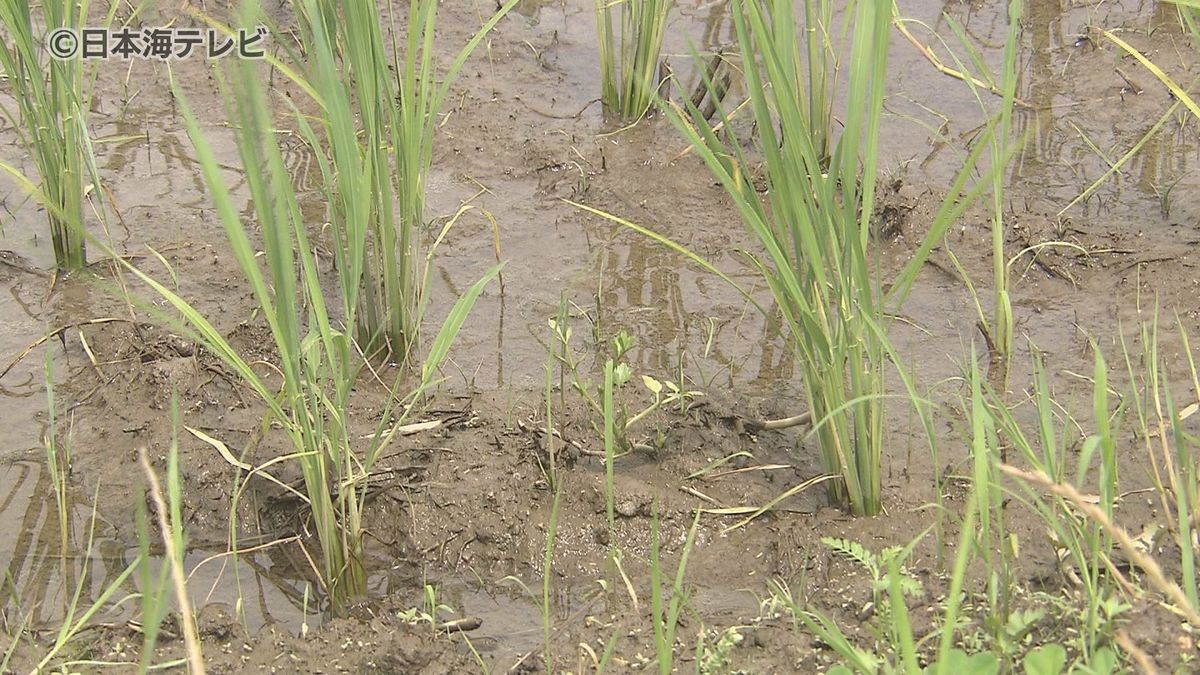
[0,0,112,270]
[285,0,514,365]
[978,346,1125,654]
[113,0,506,614]
[580,0,1006,516]
[596,0,672,121]
[662,0,917,515]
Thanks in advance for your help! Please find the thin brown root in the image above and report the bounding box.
[744,411,812,433]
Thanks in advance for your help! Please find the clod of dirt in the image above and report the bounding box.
[196,602,243,642]
[616,493,652,518]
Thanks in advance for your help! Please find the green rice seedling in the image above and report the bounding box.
[542,487,562,669]
[503,483,563,670]
[43,354,70,559]
[114,1,503,614]
[8,360,143,671]
[963,349,1020,646]
[137,398,204,674]
[932,0,1021,391]
[1059,101,1181,216]
[576,0,1004,516]
[648,505,700,675]
[289,0,517,364]
[1120,313,1200,613]
[984,0,1019,392]
[978,344,1134,660]
[0,0,116,270]
[543,333,559,490]
[31,486,140,673]
[596,0,672,121]
[135,486,173,673]
[604,359,618,542]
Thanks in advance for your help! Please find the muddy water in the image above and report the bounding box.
[1,0,1199,667]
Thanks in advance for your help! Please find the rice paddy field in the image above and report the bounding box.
[2,0,1200,672]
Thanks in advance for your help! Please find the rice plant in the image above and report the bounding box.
[596,0,672,121]
[137,397,204,674]
[43,354,70,559]
[982,346,1137,659]
[1119,313,1200,614]
[648,505,700,675]
[578,0,1002,516]
[26,488,140,673]
[0,0,112,269]
[289,0,516,365]
[113,0,504,614]
[939,0,1022,391]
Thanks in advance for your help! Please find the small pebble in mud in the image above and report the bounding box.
[617,500,639,518]
[593,525,610,545]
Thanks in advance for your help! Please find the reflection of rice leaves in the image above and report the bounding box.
[0,466,138,672]
[0,459,64,623]
[279,134,319,194]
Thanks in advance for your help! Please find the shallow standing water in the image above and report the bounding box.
[1,0,1198,670]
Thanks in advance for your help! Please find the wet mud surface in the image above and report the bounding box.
[2,0,1200,672]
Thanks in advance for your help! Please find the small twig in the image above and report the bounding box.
[523,97,601,120]
[679,485,725,507]
[705,463,794,480]
[77,331,104,380]
[359,418,444,440]
[438,616,482,633]
[1114,67,1145,95]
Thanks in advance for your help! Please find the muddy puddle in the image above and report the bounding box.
[2,0,1200,671]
